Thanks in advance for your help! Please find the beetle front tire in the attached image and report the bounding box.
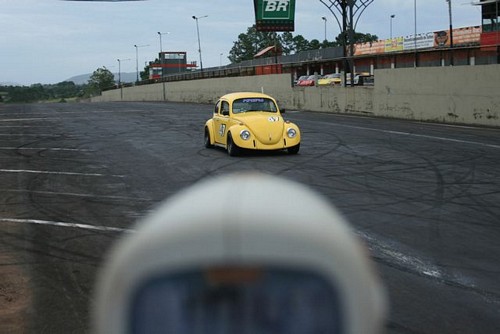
[227,134,240,157]
[288,144,300,155]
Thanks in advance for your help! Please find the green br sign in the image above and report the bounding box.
[254,0,296,32]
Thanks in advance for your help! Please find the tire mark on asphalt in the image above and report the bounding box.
[5,214,499,306]
[0,228,105,265]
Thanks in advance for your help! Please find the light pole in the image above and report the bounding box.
[445,0,454,65]
[157,31,170,53]
[390,14,395,39]
[219,52,223,68]
[192,15,208,71]
[158,32,170,78]
[414,0,418,67]
[322,16,327,41]
[117,58,130,87]
[134,44,149,83]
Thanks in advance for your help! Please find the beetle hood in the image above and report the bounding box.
[233,113,284,145]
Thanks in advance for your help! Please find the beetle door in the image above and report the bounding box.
[214,100,230,145]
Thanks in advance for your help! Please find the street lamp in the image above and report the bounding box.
[322,16,327,41]
[117,58,130,87]
[134,44,149,83]
[390,14,395,39]
[157,31,170,53]
[192,15,208,71]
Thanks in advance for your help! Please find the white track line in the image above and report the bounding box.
[355,230,443,279]
[0,218,133,233]
[0,134,62,137]
[0,217,448,282]
[2,189,151,201]
[0,147,92,152]
[298,119,500,149]
[0,118,55,122]
[0,217,476,291]
[0,126,51,128]
[0,169,124,178]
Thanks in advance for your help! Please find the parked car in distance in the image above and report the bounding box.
[345,73,374,86]
[295,75,318,86]
[359,74,375,86]
[204,92,301,156]
[318,73,342,86]
[294,75,308,86]
[345,74,359,86]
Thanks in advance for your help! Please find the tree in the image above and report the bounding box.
[229,25,326,63]
[280,32,295,55]
[229,26,279,63]
[52,81,79,99]
[292,35,310,52]
[321,40,337,48]
[308,39,322,50]
[0,81,86,103]
[141,59,158,81]
[334,31,379,46]
[87,67,115,95]
[228,25,366,64]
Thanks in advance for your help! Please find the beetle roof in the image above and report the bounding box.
[219,92,275,102]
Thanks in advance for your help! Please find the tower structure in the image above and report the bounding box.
[319,0,375,85]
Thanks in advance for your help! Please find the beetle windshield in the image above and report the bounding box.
[232,98,278,114]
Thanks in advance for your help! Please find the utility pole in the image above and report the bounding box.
[322,16,328,41]
[446,0,454,65]
[134,44,149,83]
[192,15,208,72]
[390,14,395,39]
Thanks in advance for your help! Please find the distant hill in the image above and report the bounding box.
[66,72,136,85]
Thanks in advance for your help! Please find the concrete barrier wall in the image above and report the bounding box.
[99,74,294,105]
[373,66,500,126]
[92,65,500,127]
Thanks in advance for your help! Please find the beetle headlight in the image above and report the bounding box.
[240,130,251,140]
[287,128,297,138]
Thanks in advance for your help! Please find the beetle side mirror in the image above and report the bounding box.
[280,108,286,114]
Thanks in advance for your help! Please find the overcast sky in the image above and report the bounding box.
[0,0,482,86]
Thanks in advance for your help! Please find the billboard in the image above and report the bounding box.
[385,37,404,53]
[354,26,481,56]
[254,0,295,31]
[403,32,435,50]
[453,26,482,46]
[354,40,385,56]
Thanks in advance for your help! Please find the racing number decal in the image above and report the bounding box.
[219,124,226,137]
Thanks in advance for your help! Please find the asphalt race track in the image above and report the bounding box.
[1,101,500,333]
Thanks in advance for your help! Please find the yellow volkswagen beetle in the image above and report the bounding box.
[204,92,300,156]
